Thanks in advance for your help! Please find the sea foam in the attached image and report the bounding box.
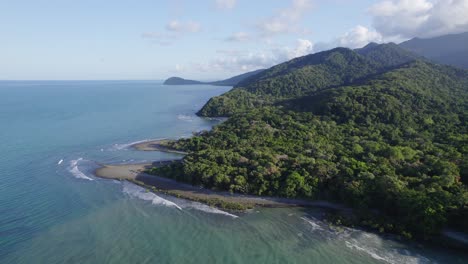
[344,236,430,264]
[122,182,182,210]
[110,138,165,151]
[121,182,237,217]
[301,217,324,231]
[176,114,194,122]
[179,200,238,218]
[299,216,432,263]
[68,158,94,181]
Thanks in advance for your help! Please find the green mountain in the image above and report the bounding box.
[400,32,468,69]
[150,43,468,239]
[198,43,421,117]
[356,42,422,68]
[163,69,265,86]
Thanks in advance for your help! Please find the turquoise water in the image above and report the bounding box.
[0,81,466,263]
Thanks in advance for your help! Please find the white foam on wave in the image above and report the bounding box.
[341,230,431,264]
[57,159,63,165]
[300,216,432,263]
[301,217,323,231]
[177,114,194,122]
[68,158,94,181]
[180,201,238,218]
[343,237,430,264]
[122,182,182,210]
[345,240,390,262]
[111,139,152,150]
[121,182,237,217]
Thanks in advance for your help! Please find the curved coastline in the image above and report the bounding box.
[95,140,348,210]
[95,139,468,249]
[94,161,346,210]
[131,139,188,154]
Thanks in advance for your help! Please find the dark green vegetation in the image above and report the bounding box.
[197,44,422,116]
[163,69,265,86]
[400,31,468,69]
[151,43,468,239]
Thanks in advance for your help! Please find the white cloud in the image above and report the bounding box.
[257,0,313,37]
[188,38,314,73]
[166,20,181,31]
[141,32,178,46]
[216,49,245,56]
[313,25,383,52]
[142,19,202,46]
[225,32,251,42]
[166,20,201,33]
[216,0,236,9]
[277,38,314,59]
[175,64,185,72]
[370,0,468,39]
[337,25,383,48]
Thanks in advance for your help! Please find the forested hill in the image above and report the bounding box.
[355,42,422,68]
[197,43,421,117]
[151,43,468,239]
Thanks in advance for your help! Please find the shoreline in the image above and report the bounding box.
[94,161,347,211]
[95,145,468,249]
[131,139,188,154]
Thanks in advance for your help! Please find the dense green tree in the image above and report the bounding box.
[148,43,468,238]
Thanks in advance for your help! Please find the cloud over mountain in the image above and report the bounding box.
[370,0,468,39]
[256,0,312,37]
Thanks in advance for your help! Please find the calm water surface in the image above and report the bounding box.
[0,81,466,263]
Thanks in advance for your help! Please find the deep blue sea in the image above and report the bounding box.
[0,81,466,263]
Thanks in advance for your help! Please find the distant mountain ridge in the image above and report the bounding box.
[399,32,468,69]
[197,43,422,116]
[163,69,265,86]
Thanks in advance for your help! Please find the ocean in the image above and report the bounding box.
[0,81,466,263]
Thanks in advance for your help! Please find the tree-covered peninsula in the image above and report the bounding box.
[149,43,468,239]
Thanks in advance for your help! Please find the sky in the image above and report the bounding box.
[1,0,468,80]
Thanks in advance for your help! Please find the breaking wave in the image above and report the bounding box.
[68,158,94,181]
[177,114,194,122]
[343,234,431,264]
[122,182,182,210]
[111,139,152,150]
[300,216,432,264]
[178,200,238,218]
[301,216,323,231]
[121,182,237,217]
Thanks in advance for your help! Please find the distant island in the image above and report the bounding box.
[163,69,265,86]
[163,77,204,85]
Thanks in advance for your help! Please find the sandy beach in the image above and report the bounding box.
[131,139,188,154]
[94,161,345,210]
[98,138,347,211]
